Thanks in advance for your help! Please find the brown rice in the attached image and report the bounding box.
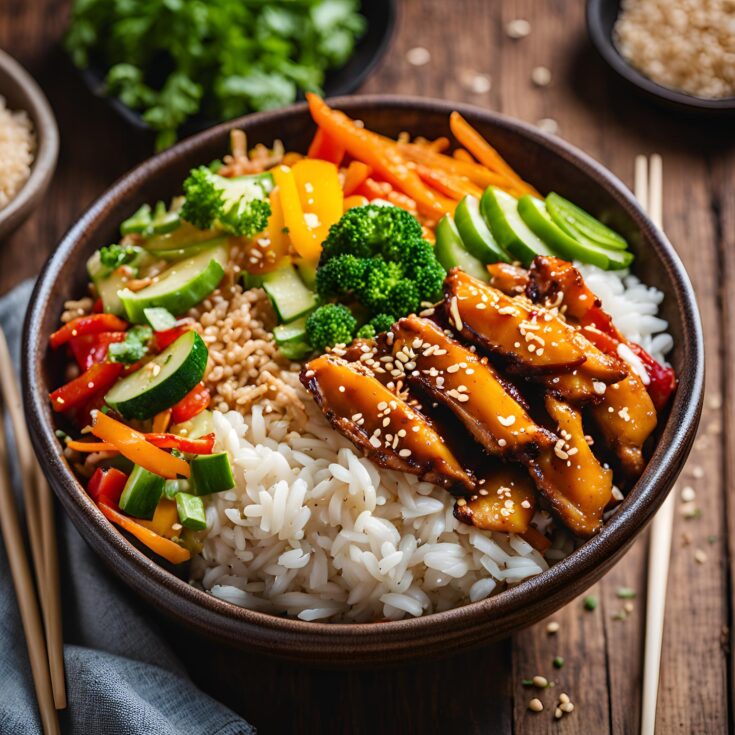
[0,96,35,209]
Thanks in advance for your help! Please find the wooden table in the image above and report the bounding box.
[3,1,733,732]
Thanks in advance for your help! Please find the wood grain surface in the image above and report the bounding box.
[2,0,733,732]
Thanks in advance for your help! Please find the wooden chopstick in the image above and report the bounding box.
[638,154,675,735]
[0,326,66,716]
[0,392,59,735]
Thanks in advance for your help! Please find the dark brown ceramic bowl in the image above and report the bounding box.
[0,49,59,240]
[23,96,704,665]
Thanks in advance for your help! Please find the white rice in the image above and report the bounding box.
[191,265,672,622]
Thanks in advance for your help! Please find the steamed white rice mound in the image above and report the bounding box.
[191,265,673,622]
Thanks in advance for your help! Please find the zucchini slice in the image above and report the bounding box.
[260,264,317,322]
[190,452,235,496]
[119,465,165,520]
[105,330,208,419]
[119,241,228,323]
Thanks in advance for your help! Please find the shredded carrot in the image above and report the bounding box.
[386,189,418,214]
[342,160,372,196]
[415,164,483,200]
[453,148,475,163]
[344,194,369,211]
[306,94,453,218]
[67,439,116,453]
[152,409,172,434]
[91,412,190,479]
[99,503,191,564]
[398,142,515,192]
[307,128,345,165]
[449,112,540,196]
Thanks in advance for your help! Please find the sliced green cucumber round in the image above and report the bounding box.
[480,186,553,266]
[454,195,509,264]
[518,196,633,271]
[119,242,228,323]
[105,330,208,419]
[434,215,490,281]
[144,222,222,253]
[546,193,628,251]
[261,264,317,322]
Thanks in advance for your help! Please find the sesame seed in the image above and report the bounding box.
[398,448,412,458]
[456,497,467,506]
[554,707,563,719]
[406,46,431,66]
[546,621,560,634]
[694,548,708,564]
[560,702,574,713]
[506,18,531,38]
[559,693,570,704]
[521,500,531,509]
[528,698,544,713]
[531,66,552,87]
[497,414,516,427]
[532,675,548,688]
[681,485,696,502]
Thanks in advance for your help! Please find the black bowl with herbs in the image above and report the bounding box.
[66,0,396,149]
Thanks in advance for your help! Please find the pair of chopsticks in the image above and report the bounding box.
[0,327,65,734]
[635,154,674,735]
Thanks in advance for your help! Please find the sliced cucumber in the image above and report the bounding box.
[260,264,317,322]
[119,465,165,520]
[190,452,235,496]
[454,195,510,264]
[105,330,208,420]
[143,307,176,331]
[143,222,222,254]
[295,258,318,290]
[87,247,153,316]
[175,492,207,530]
[434,215,490,281]
[480,187,553,266]
[119,241,228,323]
[274,316,308,345]
[546,193,628,251]
[518,196,633,271]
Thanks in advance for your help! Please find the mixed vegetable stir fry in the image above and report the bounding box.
[49,97,676,564]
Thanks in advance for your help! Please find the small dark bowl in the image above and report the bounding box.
[587,0,735,114]
[78,0,396,138]
[23,96,704,665]
[0,49,59,240]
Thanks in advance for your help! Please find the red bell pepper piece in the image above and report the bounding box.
[170,382,211,424]
[152,325,191,352]
[144,432,215,455]
[92,298,104,313]
[88,466,128,509]
[49,362,123,412]
[627,342,677,411]
[69,332,125,371]
[50,314,128,349]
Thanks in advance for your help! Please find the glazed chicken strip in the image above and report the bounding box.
[444,269,626,383]
[454,464,536,534]
[389,315,555,460]
[487,262,529,295]
[528,396,613,537]
[301,355,475,492]
[526,255,601,321]
[590,373,657,477]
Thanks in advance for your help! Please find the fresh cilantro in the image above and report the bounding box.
[99,244,139,270]
[108,325,153,364]
[64,0,366,150]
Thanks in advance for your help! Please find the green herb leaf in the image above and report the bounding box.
[616,587,636,599]
[108,325,153,364]
[99,243,140,270]
[552,657,564,669]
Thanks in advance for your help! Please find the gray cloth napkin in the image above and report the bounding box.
[0,280,254,735]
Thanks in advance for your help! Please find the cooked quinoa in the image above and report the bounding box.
[614,0,735,99]
[0,96,35,209]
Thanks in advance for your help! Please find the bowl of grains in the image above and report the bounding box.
[587,0,735,113]
[0,49,59,240]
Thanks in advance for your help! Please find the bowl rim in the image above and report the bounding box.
[0,48,60,233]
[585,0,735,112]
[23,94,705,657]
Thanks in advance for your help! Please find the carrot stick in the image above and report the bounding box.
[449,111,540,196]
[415,164,483,200]
[307,128,345,165]
[306,94,453,218]
[342,161,372,196]
[398,142,513,191]
[453,148,475,163]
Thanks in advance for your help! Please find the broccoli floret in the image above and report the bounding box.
[181,166,271,237]
[320,204,424,261]
[316,205,446,326]
[356,323,375,340]
[315,254,368,299]
[305,304,357,352]
[355,312,398,340]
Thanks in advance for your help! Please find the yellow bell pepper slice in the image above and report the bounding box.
[292,159,343,245]
[138,498,179,538]
[272,166,321,260]
[91,411,190,479]
[99,502,191,564]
